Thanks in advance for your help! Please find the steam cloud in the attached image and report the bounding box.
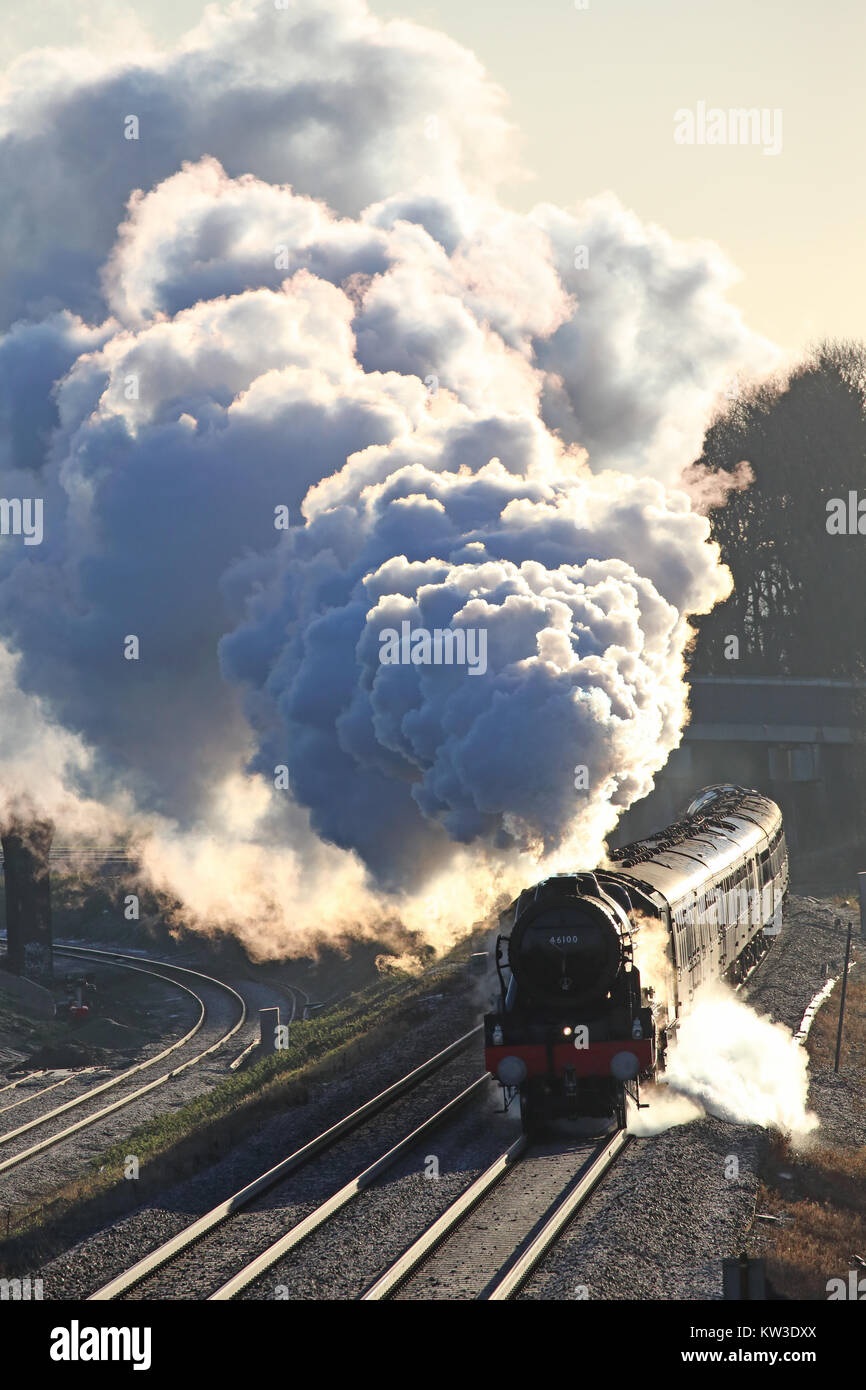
[630,985,819,1138]
[0,0,779,954]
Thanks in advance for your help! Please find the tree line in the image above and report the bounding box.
[691,340,866,679]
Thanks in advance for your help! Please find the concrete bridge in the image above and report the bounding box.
[615,676,865,852]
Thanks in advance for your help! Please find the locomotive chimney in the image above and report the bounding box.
[1,815,55,984]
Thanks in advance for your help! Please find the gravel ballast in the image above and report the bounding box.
[520,894,854,1301]
[28,895,856,1301]
[0,955,291,1215]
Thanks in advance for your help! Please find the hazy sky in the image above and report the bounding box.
[4,0,863,355]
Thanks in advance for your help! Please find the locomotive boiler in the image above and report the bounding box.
[484,785,788,1133]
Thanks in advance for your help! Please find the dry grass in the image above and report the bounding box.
[755,1136,866,1299]
[749,947,866,1298]
[809,946,866,1069]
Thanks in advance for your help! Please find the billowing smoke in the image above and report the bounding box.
[0,0,780,954]
[630,985,818,1138]
[632,911,676,1001]
[221,453,729,890]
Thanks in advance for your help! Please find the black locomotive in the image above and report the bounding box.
[484,785,788,1133]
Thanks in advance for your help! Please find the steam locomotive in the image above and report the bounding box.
[484,785,788,1133]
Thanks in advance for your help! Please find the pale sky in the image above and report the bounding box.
[4,0,864,355]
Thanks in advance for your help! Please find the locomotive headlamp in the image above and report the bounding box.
[562,1026,573,1037]
[610,1050,640,1080]
[496,1055,528,1087]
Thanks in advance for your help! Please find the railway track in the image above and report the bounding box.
[228,974,309,1070]
[364,1127,630,1300]
[85,1022,628,1302]
[0,945,247,1176]
[0,1067,99,1116]
[88,1027,483,1301]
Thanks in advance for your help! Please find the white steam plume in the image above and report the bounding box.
[631,984,818,1138]
[0,0,781,955]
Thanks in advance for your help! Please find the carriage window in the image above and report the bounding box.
[674,912,687,963]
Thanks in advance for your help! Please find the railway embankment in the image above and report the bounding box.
[747,894,864,1299]
[9,893,858,1301]
[0,954,478,1279]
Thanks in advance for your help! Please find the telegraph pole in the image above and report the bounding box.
[834,918,854,1074]
[832,873,866,1074]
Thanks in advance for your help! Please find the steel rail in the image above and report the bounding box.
[0,947,247,1173]
[361,1134,529,1300]
[0,1073,46,1095]
[0,1071,97,1117]
[89,1025,482,1300]
[485,1128,631,1300]
[0,964,205,1149]
[209,1073,489,1300]
[228,980,304,1070]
